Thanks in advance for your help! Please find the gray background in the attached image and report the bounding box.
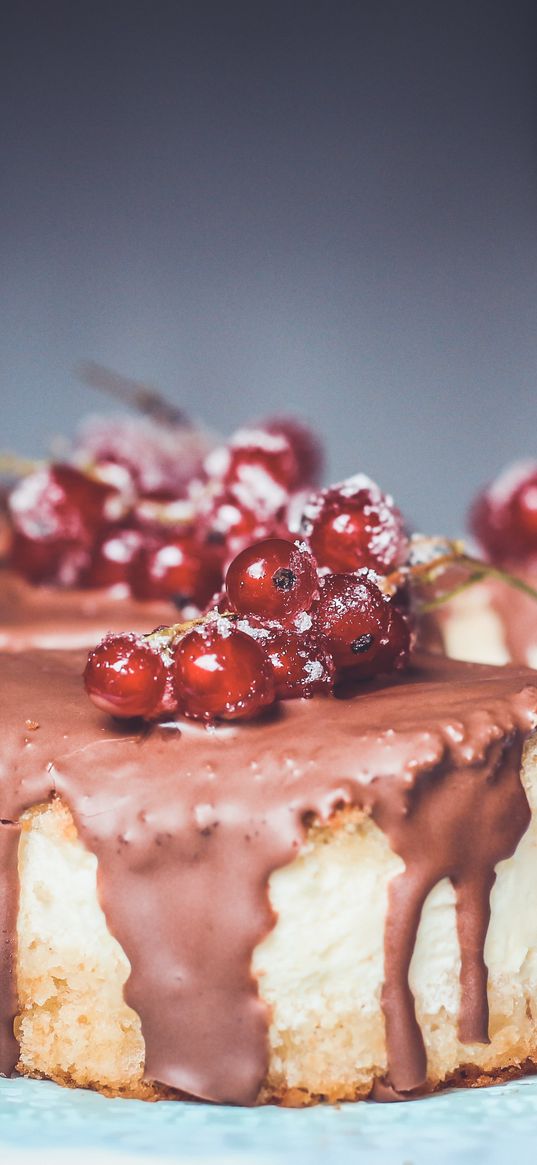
[1,0,536,534]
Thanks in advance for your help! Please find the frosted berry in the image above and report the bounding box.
[130,535,222,608]
[261,417,323,487]
[198,485,283,560]
[313,572,407,675]
[8,464,121,584]
[301,474,407,574]
[225,538,318,625]
[257,625,335,698]
[82,527,142,589]
[470,461,537,564]
[84,633,167,718]
[173,621,275,720]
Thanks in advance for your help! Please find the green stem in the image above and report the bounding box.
[420,571,486,612]
[419,553,537,612]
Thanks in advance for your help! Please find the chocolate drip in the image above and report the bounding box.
[0,650,536,1101]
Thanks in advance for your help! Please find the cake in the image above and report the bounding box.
[2,647,537,1105]
[4,422,537,1107]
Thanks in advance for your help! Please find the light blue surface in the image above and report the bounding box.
[2,1076,537,1163]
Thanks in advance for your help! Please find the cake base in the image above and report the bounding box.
[14,725,537,1106]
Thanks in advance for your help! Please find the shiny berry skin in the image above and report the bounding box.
[84,633,167,718]
[81,527,142,590]
[312,572,407,675]
[225,538,319,625]
[173,622,275,720]
[301,474,407,575]
[362,602,412,677]
[469,461,537,564]
[130,535,222,608]
[247,624,335,698]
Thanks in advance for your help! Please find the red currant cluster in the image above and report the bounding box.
[470,460,537,566]
[7,416,322,606]
[84,476,411,723]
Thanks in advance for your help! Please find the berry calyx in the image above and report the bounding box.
[173,620,275,720]
[301,474,407,575]
[84,633,167,718]
[225,538,319,625]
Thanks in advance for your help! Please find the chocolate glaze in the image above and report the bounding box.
[0,569,177,651]
[0,650,536,1102]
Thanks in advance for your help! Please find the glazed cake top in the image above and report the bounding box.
[0,569,176,650]
[1,648,537,1102]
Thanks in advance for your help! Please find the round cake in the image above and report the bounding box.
[2,648,537,1105]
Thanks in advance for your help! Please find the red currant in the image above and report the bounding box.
[173,621,275,720]
[470,461,537,564]
[84,633,167,718]
[8,464,122,584]
[204,429,295,507]
[81,527,142,590]
[312,572,407,675]
[225,538,319,625]
[260,417,323,487]
[198,485,284,561]
[301,475,407,574]
[244,623,335,698]
[130,535,222,608]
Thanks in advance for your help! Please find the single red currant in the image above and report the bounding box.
[251,624,336,698]
[130,535,222,608]
[225,538,319,625]
[361,602,412,677]
[204,429,295,511]
[312,572,409,676]
[301,474,407,574]
[173,621,275,720]
[197,485,283,561]
[469,461,537,564]
[260,417,323,487]
[84,633,167,718]
[81,527,143,590]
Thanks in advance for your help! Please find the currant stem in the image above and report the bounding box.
[144,610,235,649]
[411,552,537,612]
[0,452,43,477]
[75,360,191,427]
